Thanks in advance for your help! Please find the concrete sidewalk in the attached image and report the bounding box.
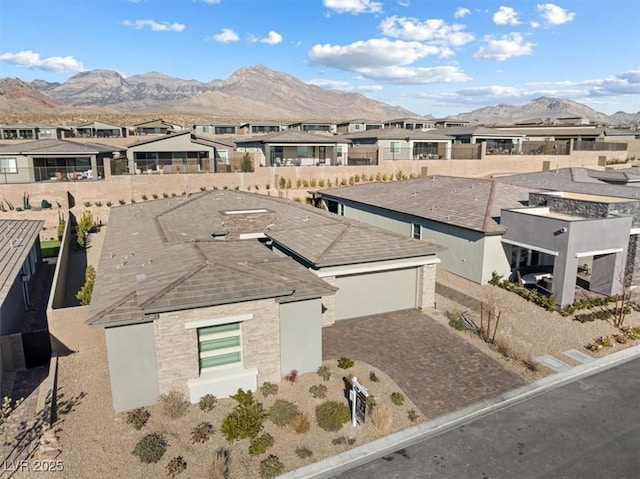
[281,343,640,479]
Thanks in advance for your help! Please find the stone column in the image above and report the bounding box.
[417,264,437,309]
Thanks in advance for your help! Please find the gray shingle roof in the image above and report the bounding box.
[342,129,453,141]
[321,176,537,234]
[88,191,441,327]
[235,131,348,144]
[0,139,123,154]
[0,220,42,303]
[497,167,640,199]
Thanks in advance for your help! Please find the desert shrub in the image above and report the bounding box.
[369,371,379,382]
[446,309,469,331]
[106,201,113,207]
[278,177,287,189]
[75,265,96,306]
[337,357,354,369]
[494,339,518,360]
[199,394,217,412]
[76,210,94,248]
[221,389,266,441]
[166,456,187,478]
[286,179,292,189]
[84,201,92,207]
[522,357,539,372]
[249,433,274,456]
[152,193,159,199]
[259,455,284,479]
[118,199,126,205]
[191,422,215,444]
[317,365,331,381]
[269,399,298,427]
[142,194,148,200]
[407,408,420,423]
[126,407,150,430]
[302,179,309,188]
[309,384,328,399]
[366,394,377,415]
[160,390,189,419]
[132,432,168,464]
[390,392,405,406]
[295,446,313,459]
[316,400,350,432]
[171,192,177,197]
[205,447,230,479]
[163,192,169,198]
[284,369,298,383]
[331,435,346,445]
[290,412,310,434]
[95,201,103,207]
[260,382,279,397]
[371,405,392,433]
[310,178,317,187]
[240,153,254,172]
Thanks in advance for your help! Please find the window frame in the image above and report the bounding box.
[389,141,401,154]
[0,158,18,174]
[197,322,242,372]
[412,223,421,239]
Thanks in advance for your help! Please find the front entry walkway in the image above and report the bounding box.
[322,309,526,419]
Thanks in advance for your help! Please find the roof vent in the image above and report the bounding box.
[211,230,229,238]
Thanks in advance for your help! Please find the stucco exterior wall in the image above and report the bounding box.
[105,322,160,412]
[153,299,280,397]
[482,234,512,283]
[279,299,322,375]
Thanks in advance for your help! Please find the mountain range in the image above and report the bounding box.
[0,65,639,125]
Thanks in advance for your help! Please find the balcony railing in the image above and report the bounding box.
[0,166,105,183]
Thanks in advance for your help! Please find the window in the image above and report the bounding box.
[412,223,421,239]
[390,142,401,154]
[197,322,242,371]
[0,158,17,174]
[296,146,309,157]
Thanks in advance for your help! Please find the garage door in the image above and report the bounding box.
[334,268,418,320]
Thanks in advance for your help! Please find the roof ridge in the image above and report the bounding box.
[212,258,296,293]
[139,263,207,309]
[482,180,498,233]
[313,223,351,264]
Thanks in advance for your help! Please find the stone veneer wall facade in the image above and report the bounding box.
[625,234,640,287]
[320,276,336,327]
[417,264,437,309]
[153,298,280,395]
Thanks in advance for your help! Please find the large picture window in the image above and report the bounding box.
[0,158,17,174]
[390,142,400,154]
[197,323,242,371]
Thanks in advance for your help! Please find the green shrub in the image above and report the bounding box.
[118,199,126,205]
[317,365,331,381]
[166,456,187,478]
[390,392,405,406]
[132,432,168,464]
[316,401,350,432]
[259,455,284,479]
[76,210,94,248]
[160,390,189,419]
[75,265,96,306]
[106,200,113,207]
[84,201,92,207]
[249,433,274,456]
[57,216,66,241]
[191,422,215,443]
[278,177,287,190]
[369,371,379,383]
[337,357,354,369]
[142,194,148,200]
[199,394,217,412]
[126,407,150,430]
[221,389,266,441]
[309,384,328,399]
[260,382,279,397]
[240,153,254,173]
[269,399,298,427]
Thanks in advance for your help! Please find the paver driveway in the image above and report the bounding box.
[322,309,526,419]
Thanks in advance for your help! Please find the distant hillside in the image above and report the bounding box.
[19,65,414,121]
[458,97,620,126]
[0,78,67,114]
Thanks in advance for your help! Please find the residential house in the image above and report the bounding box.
[87,191,442,411]
[193,122,237,136]
[493,125,635,143]
[441,126,527,154]
[235,131,350,166]
[0,139,124,183]
[336,119,384,134]
[384,117,435,130]
[73,121,127,138]
[126,131,234,174]
[239,121,285,135]
[0,123,69,140]
[288,120,336,135]
[434,118,470,128]
[344,128,454,161]
[133,119,183,136]
[0,220,43,384]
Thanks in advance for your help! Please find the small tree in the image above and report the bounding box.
[240,153,254,173]
[57,214,66,241]
[76,265,96,305]
[76,210,94,248]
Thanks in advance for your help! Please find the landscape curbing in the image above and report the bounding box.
[281,343,640,479]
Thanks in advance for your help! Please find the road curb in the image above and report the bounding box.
[281,343,640,479]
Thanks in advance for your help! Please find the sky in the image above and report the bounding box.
[1,0,639,117]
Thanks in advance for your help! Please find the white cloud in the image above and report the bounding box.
[260,31,283,45]
[379,16,475,46]
[202,0,221,4]
[493,6,520,25]
[309,38,448,70]
[356,65,471,84]
[454,7,471,18]
[0,50,85,73]
[122,19,185,32]
[530,21,541,28]
[323,0,383,14]
[307,78,383,92]
[398,1,410,7]
[536,3,576,25]
[208,28,239,43]
[473,33,534,61]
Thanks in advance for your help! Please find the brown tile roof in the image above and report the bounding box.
[321,176,537,233]
[88,191,441,327]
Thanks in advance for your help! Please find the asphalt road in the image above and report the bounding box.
[338,357,640,479]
